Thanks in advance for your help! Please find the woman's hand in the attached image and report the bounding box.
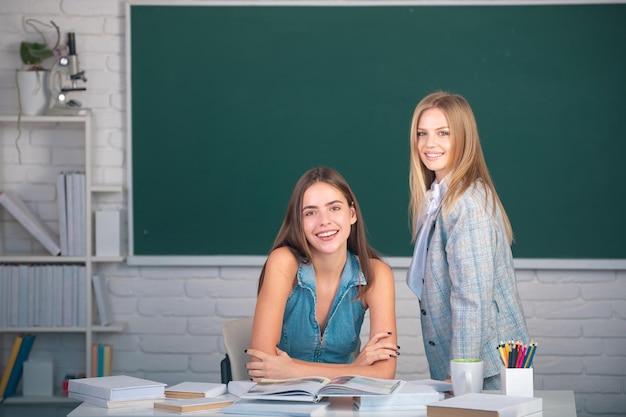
[245,347,297,381]
[351,332,400,367]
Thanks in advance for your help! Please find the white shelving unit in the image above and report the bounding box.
[0,114,125,378]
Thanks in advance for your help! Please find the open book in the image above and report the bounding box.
[241,375,402,402]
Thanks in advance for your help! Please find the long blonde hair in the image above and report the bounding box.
[408,91,513,244]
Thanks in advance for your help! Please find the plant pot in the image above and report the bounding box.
[16,70,50,116]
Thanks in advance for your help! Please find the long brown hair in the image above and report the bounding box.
[258,166,381,300]
[408,91,513,243]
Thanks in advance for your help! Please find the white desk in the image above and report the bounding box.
[68,391,576,417]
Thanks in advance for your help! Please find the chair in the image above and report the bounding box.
[220,317,254,383]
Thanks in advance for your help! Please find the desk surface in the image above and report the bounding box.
[68,390,576,417]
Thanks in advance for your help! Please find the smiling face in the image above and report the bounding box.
[301,181,357,256]
[416,107,453,182]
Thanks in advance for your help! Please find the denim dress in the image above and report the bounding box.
[278,250,366,364]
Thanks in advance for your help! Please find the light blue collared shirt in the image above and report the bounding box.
[407,179,447,299]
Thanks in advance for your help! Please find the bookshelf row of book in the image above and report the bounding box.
[0,171,86,257]
[91,343,114,377]
[0,264,86,328]
[0,190,61,256]
[0,334,36,400]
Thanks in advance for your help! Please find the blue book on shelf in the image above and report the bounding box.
[3,334,36,398]
[98,344,104,377]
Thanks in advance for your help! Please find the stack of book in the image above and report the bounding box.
[68,375,166,408]
[155,397,235,413]
[152,382,231,413]
[354,379,446,411]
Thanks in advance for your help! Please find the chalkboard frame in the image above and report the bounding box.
[126,1,626,268]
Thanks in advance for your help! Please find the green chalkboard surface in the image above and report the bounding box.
[129,3,626,259]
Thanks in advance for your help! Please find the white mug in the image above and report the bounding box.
[450,359,484,396]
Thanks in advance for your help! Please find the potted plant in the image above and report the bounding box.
[16,19,64,116]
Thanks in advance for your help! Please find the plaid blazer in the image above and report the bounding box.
[417,182,529,382]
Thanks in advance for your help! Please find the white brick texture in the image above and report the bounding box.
[0,2,625,417]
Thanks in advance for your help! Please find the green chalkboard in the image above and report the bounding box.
[129,3,626,259]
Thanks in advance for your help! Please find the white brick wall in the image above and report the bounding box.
[1,2,625,416]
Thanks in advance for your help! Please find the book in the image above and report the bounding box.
[71,265,79,326]
[92,275,113,326]
[165,381,227,398]
[68,375,166,401]
[154,397,233,412]
[241,375,402,402]
[91,343,98,377]
[32,266,40,326]
[39,266,53,327]
[68,391,163,409]
[52,266,63,326]
[0,190,61,256]
[3,334,36,398]
[354,380,444,411]
[56,172,68,255]
[418,378,454,392]
[0,268,6,327]
[97,344,104,377]
[227,380,255,397]
[62,264,74,326]
[426,392,543,417]
[75,172,86,256]
[65,172,75,255]
[17,265,28,326]
[222,399,330,416]
[77,265,86,327]
[0,336,23,399]
[8,265,19,326]
[103,344,113,376]
[0,267,5,326]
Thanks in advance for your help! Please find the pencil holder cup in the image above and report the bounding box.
[501,366,534,397]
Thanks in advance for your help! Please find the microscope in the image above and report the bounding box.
[47,32,88,115]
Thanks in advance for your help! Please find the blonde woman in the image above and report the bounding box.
[406,92,529,389]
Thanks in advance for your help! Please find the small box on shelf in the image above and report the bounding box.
[95,210,121,257]
[23,359,54,396]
